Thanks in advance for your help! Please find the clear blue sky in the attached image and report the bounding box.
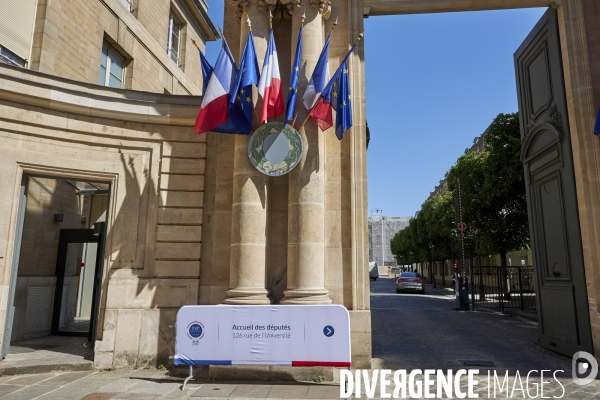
[203,3,546,218]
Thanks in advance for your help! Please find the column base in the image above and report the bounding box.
[223,288,272,305]
[280,289,332,304]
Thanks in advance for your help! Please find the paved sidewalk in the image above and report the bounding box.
[0,336,93,375]
[0,367,598,399]
[0,368,345,399]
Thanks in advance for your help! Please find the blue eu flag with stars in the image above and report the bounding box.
[284,27,302,126]
[331,60,352,140]
[198,49,213,94]
[229,32,260,134]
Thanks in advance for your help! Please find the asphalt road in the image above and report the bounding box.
[370,276,572,375]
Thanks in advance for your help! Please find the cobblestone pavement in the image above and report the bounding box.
[0,276,596,399]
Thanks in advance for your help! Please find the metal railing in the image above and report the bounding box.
[472,266,536,313]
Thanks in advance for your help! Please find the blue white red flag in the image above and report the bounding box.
[594,106,600,136]
[229,32,260,134]
[198,48,213,94]
[194,41,238,134]
[284,27,302,126]
[310,43,357,132]
[302,33,331,110]
[258,29,284,122]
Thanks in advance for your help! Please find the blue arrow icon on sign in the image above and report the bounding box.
[323,325,334,337]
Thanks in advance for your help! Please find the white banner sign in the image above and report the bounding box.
[174,305,351,367]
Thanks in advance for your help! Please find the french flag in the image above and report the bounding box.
[195,42,238,134]
[302,34,331,111]
[258,30,284,122]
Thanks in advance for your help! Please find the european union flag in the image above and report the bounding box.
[284,27,302,126]
[198,49,213,94]
[331,60,352,140]
[594,106,600,136]
[229,32,260,134]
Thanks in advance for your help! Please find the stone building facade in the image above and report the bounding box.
[0,0,600,370]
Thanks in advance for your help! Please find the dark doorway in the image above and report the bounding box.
[2,176,110,364]
[52,227,105,343]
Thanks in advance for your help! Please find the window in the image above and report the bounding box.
[167,11,182,64]
[99,42,125,88]
[0,45,26,68]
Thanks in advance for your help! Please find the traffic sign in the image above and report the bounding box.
[457,222,467,231]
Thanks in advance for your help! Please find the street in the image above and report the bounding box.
[370,276,572,374]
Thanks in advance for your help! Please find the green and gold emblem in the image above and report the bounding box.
[248,122,303,176]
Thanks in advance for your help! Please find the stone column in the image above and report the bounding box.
[282,1,331,304]
[224,2,271,305]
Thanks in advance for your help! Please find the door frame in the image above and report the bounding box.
[1,166,116,357]
[1,178,27,359]
[52,229,102,338]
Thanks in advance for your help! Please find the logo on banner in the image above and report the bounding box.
[187,321,205,345]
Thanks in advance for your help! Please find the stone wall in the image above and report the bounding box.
[29,0,217,94]
[0,64,205,367]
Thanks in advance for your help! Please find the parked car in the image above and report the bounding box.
[369,262,379,281]
[396,272,424,294]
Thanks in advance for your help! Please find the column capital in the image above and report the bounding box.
[310,0,331,20]
[228,0,332,23]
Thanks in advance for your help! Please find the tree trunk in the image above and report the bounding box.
[500,251,511,300]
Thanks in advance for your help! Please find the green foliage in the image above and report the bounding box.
[390,113,529,265]
[480,113,529,262]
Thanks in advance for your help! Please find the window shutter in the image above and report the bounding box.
[0,0,37,61]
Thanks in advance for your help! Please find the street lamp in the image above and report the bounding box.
[429,242,436,288]
[409,250,414,272]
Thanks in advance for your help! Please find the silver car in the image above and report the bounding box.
[396,272,425,294]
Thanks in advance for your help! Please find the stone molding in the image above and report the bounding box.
[0,66,200,126]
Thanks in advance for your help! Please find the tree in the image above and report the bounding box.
[391,113,529,271]
[481,113,529,265]
[447,151,487,259]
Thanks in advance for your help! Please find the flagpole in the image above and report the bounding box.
[291,111,299,126]
[217,26,229,49]
[296,99,322,131]
[329,17,338,36]
[294,31,364,131]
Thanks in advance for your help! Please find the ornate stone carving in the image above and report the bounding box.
[279,0,301,20]
[311,0,331,20]
[550,104,563,132]
[229,0,250,23]
[229,0,301,23]
[525,123,534,137]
